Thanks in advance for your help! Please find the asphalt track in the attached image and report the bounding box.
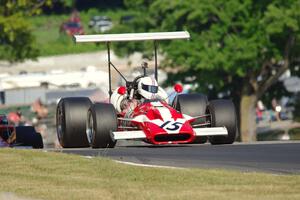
[53,141,300,174]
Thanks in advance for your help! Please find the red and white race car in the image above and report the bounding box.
[56,32,237,148]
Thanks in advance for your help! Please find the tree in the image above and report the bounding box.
[118,0,300,141]
[0,0,51,63]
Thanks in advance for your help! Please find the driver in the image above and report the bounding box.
[120,76,160,115]
[112,76,168,115]
[136,76,159,100]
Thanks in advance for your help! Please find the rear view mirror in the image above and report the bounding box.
[117,86,127,95]
[174,83,183,93]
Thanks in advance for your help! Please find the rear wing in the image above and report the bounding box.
[73,31,190,99]
[74,31,190,43]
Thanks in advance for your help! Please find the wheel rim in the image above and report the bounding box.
[56,105,64,142]
[86,111,94,145]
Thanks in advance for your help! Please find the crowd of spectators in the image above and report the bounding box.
[256,98,289,123]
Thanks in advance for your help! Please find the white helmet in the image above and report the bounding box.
[137,76,158,99]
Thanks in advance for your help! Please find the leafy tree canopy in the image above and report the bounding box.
[115,0,300,141]
[0,0,51,62]
[119,0,299,91]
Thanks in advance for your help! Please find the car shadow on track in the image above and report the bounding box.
[117,144,198,148]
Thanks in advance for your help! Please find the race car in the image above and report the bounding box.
[56,31,237,148]
[0,115,43,148]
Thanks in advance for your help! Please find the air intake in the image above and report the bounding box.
[154,133,190,142]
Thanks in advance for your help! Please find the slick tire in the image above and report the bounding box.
[15,126,44,149]
[172,93,208,144]
[87,103,117,148]
[208,100,237,145]
[56,97,92,148]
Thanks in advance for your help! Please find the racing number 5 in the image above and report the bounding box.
[160,121,183,131]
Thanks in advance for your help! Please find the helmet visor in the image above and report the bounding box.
[142,83,158,93]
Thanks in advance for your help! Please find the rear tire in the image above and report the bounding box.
[56,97,92,148]
[15,126,43,149]
[172,93,208,144]
[208,100,237,145]
[87,103,117,148]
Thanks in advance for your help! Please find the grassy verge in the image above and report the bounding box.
[0,149,299,200]
[290,128,300,140]
[257,130,285,141]
[257,128,300,141]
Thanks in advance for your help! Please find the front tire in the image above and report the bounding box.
[208,100,237,145]
[87,103,117,148]
[56,97,92,148]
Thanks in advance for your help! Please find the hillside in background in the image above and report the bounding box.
[28,8,134,56]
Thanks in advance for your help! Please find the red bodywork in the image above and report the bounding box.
[118,100,196,145]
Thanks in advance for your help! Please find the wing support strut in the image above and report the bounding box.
[154,40,158,82]
[106,42,128,99]
[107,42,112,98]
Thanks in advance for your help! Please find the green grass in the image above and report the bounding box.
[0,149,300,200]
[289,128,300,140]
[257,130,285,141]
[28,14,102,56]
[27,9,136,56]
[257,128,300,141]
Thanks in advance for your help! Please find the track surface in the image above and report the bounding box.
[54,141,300,174]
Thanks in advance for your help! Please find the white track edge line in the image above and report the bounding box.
[114,160,185,170]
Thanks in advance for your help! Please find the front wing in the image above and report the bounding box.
[111,127,228,141]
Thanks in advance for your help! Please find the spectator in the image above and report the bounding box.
[256,100,267,123]
[271,98,281,121]
[31,98,48,120]
[7,108,29,126]
[70,9,81,23]
[7,111,20,125]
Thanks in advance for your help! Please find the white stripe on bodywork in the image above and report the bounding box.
[131,114,150,123]
[152,102,172,121]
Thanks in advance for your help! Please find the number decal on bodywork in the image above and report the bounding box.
[160,121,183,131]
